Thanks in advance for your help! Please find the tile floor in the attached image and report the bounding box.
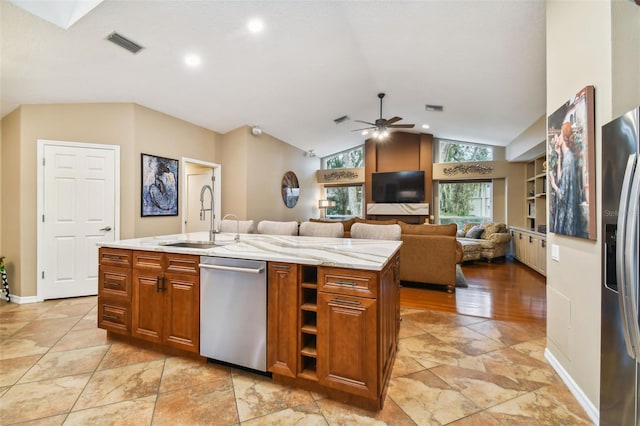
[0,297,593,425]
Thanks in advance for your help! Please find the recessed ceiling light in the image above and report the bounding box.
[422,124,430,129]
[184,54,201,67]
[361,130,369,136]
[247,18,264,34]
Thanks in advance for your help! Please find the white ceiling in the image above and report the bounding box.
[1,0,546,158]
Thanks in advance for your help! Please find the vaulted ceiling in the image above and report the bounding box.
[1,0,546,157]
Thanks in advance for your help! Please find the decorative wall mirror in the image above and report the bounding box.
[281,171,300,208]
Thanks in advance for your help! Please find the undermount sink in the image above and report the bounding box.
[163,241,217,249]
[161,240,236,249]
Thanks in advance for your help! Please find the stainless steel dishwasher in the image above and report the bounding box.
[199,256,267,372]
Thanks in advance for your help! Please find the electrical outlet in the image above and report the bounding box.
[551,244,560,262]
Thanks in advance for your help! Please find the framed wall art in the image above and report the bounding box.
[141,153,179,216]
[547,85,596,240]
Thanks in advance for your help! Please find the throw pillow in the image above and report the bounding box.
[465,225,484,239]
[481,223,502,239]
[462,222,480,234]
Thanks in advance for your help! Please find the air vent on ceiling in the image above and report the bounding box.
[334,115,350,124]
[425,104,444,112]
[106,32,144,54]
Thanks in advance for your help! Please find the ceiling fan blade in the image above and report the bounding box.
[387,124,415,128]
[352,128,376,132]
[354,120,376,126]
[384,116,402,125]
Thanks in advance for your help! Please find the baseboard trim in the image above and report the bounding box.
[6,295,40,304]
[544,348,599,425]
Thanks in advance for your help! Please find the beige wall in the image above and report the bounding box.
[219,127,249,219]
[0,108,22,295]
[506,115,546,162]
[246,129,321,223]
[0,103,220,298]
[219,125,321,223]
[546,0,639,413]
[133,105,219,237]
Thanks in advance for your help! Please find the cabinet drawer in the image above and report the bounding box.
[133,251,164,271]
[98,298,130,335]
[99,248,132,267]
[166,253,199,276]
[99,266,131,300]
[318,267,378,298]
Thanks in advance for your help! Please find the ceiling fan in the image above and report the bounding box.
[353,92,415,139]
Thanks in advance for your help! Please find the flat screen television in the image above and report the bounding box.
[372,170,425,203]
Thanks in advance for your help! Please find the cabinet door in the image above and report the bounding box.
[267,263,299,378]
[379,256,399,388]
[513,231,522,261]
[164,272,200,353]
[132,269,164,344]
[317,293,377,399]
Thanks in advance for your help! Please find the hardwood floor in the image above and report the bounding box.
[400,257,546,327]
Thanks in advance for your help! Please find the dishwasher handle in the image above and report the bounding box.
[199,263,265,274]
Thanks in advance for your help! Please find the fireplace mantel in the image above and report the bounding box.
[366,203,429,216]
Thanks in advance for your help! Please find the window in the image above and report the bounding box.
[438,181,492,227]
[325,185,363,220]
[322,145,364,218]
[437,140,493,163]
[322,145,364,169]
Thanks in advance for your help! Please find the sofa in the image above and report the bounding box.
[311,217,463,293]
[456,222,511,262]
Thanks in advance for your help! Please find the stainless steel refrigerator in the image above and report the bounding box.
[601,106,640,426]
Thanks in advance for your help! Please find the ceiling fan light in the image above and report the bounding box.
[372,130,379,138]
[382,129,389,138]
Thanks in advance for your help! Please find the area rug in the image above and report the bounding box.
[456,264,468,288]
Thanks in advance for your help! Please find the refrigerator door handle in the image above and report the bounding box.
[624,154,640,361]
[616,154,638,359]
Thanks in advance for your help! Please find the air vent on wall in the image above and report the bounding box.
[425,104,444,112]
[334,115,350,124]
[106,31,144,54]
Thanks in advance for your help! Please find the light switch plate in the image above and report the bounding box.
[551,244,560,262]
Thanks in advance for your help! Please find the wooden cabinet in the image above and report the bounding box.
[267,262,299,378]
[317,292,377,398]
[512,227,546,276]
[268,253,400,411]
[525,154,547,232]
[99,248,199,354]
[131,251,200,353]
[98,248,132,335]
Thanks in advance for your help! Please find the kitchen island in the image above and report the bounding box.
[98,231,401,411]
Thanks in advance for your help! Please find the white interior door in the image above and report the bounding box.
[41,143,117,299]
[185,171,213,233]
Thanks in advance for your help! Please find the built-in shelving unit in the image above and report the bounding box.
[299,266,318,381]
[525,154,547,232]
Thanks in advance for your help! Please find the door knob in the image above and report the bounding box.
[100,226,112,232]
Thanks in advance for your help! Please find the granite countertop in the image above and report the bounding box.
[98,232,402,271]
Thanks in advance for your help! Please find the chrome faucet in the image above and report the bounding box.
[199,184,216,242]
[222,213,240,242]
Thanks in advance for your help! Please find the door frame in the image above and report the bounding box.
[181,157,221,234]
[36,139,121,302]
